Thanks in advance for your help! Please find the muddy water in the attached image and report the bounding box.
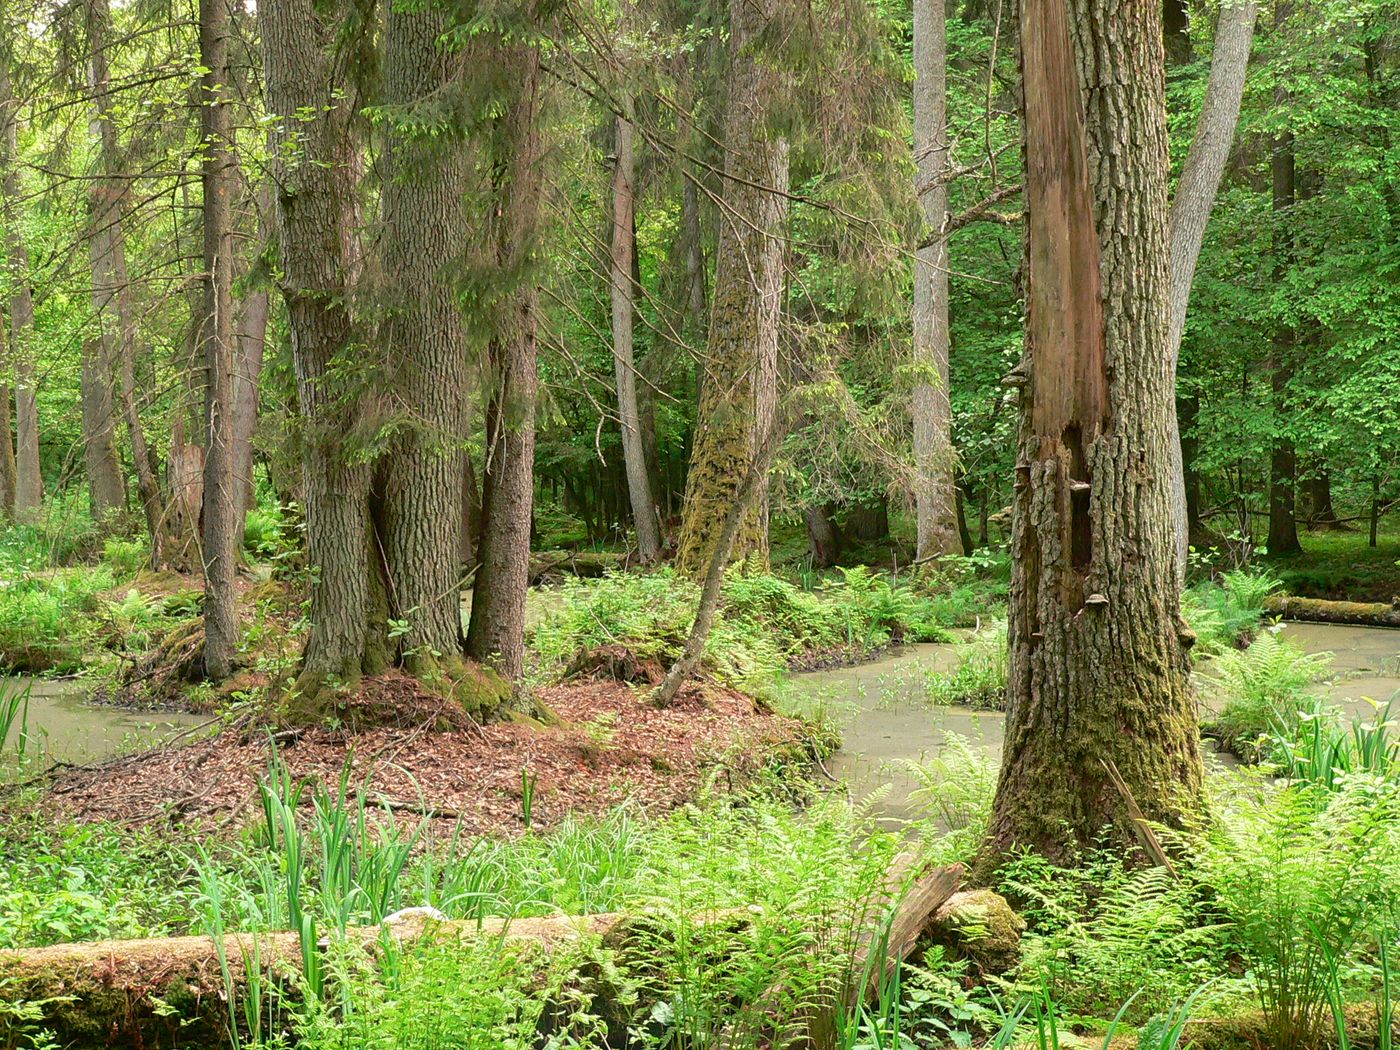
[2,678,206,765]
[793,621,1400,827]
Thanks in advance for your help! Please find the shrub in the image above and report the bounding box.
[101,536,148,577]
[0,564,115,673]
[924,621,1008,709]
[904,733,998,863]
[1182,568,1281,657]
[1204,630,1332,761]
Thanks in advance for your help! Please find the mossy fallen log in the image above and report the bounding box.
[527,550,626,583]
[1265,595,1400,628]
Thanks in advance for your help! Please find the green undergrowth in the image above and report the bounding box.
[1202,629,1334,761]
[528,566,956,696]
[923,620,1009,709]
[1181,568,1282,657]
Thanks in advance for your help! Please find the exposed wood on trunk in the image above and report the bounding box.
[911,0,962,561]
[983,0,1203,866]
[1265,596,1400,628]
[1166,0,1258,576]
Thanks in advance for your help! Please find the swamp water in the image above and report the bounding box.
[793,621,1400,827]
[2,678,205,765]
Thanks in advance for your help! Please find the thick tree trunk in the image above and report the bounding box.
[376,4,473,673]
[466,40,543,685]
[1304,471,1341,529]
[0,56,40,521]
[87,0,165,561]
[1266,65,1302,558]
[261,0,376,699]
[199,0,240,680]
[1166,0,1258,578]
[610,112,661,564]
[911,0,962,562]
[982,0,1203,866]
[672,0,788,576]
[78,334,124,522]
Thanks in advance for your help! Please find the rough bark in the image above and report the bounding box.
[86,0,166,561]
[1164,0,1254,576]
[610,111,661,564]
[376,3,473,673]
[466,40,543,684]
[231,194,271,553]
[0,54,40,521]
[261,0,374,696]
[982,0,1203,866]
[1266,50,1302,559]
[673,0,789,576]
[1166,0,1258,576]
[911,0,962,561]
[199,0,240,680]
[0,327,14,514]
[1304,470,1342,529]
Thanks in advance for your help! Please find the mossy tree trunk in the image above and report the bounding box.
[982,0,1204,866]
[672,0,789,576]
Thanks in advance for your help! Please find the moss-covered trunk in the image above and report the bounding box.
[982,0,1203,866]
[672,0,789,576]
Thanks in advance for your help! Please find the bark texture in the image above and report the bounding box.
[673,0,789,575]
[376,3,472,671]
[1166,0,1257,574]
[610,112,662,564]
[0,54,40,520]
[261,0,374,692]
[911,0,962,561]
[466,39,543,683]
[199,0,240,680]
[983,0,1203,865]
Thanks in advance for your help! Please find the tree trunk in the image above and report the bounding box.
[199,0,240,680]
[982,0,1203,867]
[1266,50,1302,559]
[1304,470,1341,529]
[1370,475,1381,549]
[231,194,271,554]
[86,0,165,561]
[0,327,14,514]
[1165,0,1258,578]
[609,111,661,564]
[376,3,474,674]
[672,0,788,576]
[911,0,962,561]
[0,54,40,521]
[805,505,841,568]
[260,0,376,700]
[466,39,543,685]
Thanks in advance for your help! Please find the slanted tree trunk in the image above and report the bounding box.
[911,0,962,561]
[261,0,377,701]
[86,0,166,561]
[981,0,1203,867]
[466,40,543,684]
[609,111,661,564]
[199,0,240,680]
[376,3,473,674]
[0,54,40,521]
[672,0,788,576]
[1266,47,1302,559]
[1166,0,1258,578]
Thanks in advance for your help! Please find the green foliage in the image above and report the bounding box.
[922,621,1008,709]
[100,536,148,576]
[1204,630,1333,760]
[0,564,115,673]
[904,733,998,863]
[1181,568,1281,657]
[1196,776,1400,1050]
[1274,699,1400,789]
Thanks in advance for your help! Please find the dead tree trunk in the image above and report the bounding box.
[982,0,1203,866]
[911,0,962,561]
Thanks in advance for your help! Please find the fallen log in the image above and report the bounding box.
[0,908,742,1049]
[1265,595,1400,628]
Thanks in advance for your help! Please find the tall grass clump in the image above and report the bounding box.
[1196,777,1400,1050]
[1204,630,1332,760]
[1274,700,1400,789]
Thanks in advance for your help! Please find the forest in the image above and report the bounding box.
[0,0,1396,1045]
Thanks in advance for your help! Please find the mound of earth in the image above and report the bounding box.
[45,673,812,833]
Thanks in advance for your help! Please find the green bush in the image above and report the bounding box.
[924,621,1008,709]
[1182,568,1281,657]
[101,536,148,577]
[1204,630,1332,761]
[0,564,115,673]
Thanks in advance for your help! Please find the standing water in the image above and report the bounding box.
[2,678,206,765]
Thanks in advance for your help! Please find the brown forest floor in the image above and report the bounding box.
[45,674,810,833]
